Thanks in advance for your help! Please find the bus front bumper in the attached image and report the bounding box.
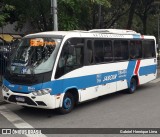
[2,86,63,109]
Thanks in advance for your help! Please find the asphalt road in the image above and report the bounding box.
[0,78,160,137]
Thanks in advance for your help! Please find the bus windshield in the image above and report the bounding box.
[8,37,62,74]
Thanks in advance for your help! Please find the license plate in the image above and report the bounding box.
[15,96,25,102]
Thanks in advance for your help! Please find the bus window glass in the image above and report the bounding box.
[143,40,156,58]
[114,40,129,61]
[86,40,93,64]
[104,41,113,62]
[130,41,142,59]
[94,40,113,63]
[94,40,104,63]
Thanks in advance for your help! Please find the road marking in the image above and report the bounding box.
[0,106,47,137]
[150,78,160,84]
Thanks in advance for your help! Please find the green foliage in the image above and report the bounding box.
[58,0,111,30]
[0,0,159,38]
[0,3,15,27]
[90,0,111,6]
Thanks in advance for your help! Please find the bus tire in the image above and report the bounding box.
[58,92,75,114]
[128,77,137,94]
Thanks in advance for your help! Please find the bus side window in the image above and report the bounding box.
[130,41,142,59]
[114,40,128,61]
[104,41,113,62]
[86,40,93,64]
[143,40,156,58]
[94,40,104,63]
[92,40,113,63]
[55,38,84,79]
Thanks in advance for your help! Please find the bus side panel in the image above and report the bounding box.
[116,62,130,91]
[116,80,128,91]
[139,58,157,85]
[79,86,99,102]
[59,64,118,102]
[59,62,129,102]
[98,82,117,97]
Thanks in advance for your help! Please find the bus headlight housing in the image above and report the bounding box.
[2,85,9,92]
[32,88,52,96]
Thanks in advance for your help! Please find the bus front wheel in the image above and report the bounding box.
[58,92,75,114]
[128,77,137,94]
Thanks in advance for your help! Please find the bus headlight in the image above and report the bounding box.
[2,85,9,92]
[32,88,52,96]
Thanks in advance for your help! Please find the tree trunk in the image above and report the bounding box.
[142,15,147,34]
[92,4,96,29]
[126,0,138,29]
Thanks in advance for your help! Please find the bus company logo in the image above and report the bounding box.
[28,87,35,91]
[103,74,117,82]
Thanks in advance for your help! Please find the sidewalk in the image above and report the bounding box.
[0,67,160,105]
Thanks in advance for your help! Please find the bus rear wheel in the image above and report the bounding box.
[58,92,75,114]
[128,77,137,94]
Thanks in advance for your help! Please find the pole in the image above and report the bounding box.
[53,0,58,31]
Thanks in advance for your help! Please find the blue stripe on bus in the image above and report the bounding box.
[133,34,141,39]
[139,65,157,76]
[3,80,42,93]
[3,64,157,95]
[126,60,136,85]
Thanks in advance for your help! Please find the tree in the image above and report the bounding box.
[0,1,15,27]
[100,0,129,28]
[135,0,154,34]
[0,0,158,37]
[58,0,110,30]
[126,0,138,29]
[3,0,52,32]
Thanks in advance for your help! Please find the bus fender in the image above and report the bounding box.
[127,75,139,88]
[59,86,79,107]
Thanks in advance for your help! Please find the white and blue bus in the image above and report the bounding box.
[2,29,157,114]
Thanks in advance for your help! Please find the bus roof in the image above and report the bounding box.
[25,31,80,37]
[25,29,155,40]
